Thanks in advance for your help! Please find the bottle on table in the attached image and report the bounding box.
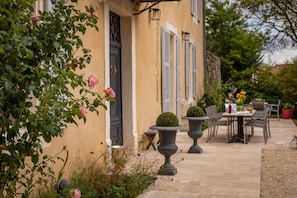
[228,102,232,113]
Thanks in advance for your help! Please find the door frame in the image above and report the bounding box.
[104,2,138,152]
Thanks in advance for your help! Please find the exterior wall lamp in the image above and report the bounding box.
[149,8,161,21]
[182,31,190,41]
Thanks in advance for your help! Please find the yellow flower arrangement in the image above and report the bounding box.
[236,90,247,106]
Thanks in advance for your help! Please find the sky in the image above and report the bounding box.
[263,48,297,65]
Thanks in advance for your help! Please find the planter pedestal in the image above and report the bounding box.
[151,126,184,176]
[183,117,209,153]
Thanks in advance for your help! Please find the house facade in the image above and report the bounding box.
[36,0,206,177]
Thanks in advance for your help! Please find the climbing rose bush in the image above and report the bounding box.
[0,0,114,196]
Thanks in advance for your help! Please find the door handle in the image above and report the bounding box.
[110,65,117,76]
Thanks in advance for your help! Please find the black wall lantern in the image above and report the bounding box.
[182,31,190,41]
[149,8,161,21]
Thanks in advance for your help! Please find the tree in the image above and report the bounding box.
[249,65,281,103]
[0,0,114,196]
[206,0,265,83]
[275,63,297,105]
[238,0,297,49]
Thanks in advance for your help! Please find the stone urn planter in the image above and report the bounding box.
[151,112,184,176]
[183,106,209,153]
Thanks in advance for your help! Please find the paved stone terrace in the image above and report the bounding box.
[138,118,297,198]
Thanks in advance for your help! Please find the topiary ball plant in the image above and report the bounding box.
[186,106,205,117]
[156,112,179,126]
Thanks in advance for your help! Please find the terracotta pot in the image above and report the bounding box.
[282,109,293,119]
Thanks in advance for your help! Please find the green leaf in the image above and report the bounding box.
[31,155,39,164]
[93,98,100,107]
[3,81,11,91]
[53,41,60,50]
[25,102,32,108]
[79,88,84,95]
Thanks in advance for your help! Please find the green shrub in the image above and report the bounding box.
[36,152,156,198]
[156,112,179,126]
[69,153,156,198]
[186,106,205,117]
[283,103,295,110]
[276,64,297,104]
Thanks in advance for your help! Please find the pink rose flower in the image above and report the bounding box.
[104,87,116,99]
[72,188,81,198]
[30,15,40,24]
[88,75,99,89]
[89,5,98,17]
[80,105,88,117]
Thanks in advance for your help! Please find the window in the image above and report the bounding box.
[34,0,52,14]
[191,0,202,23]
[185,42,198,100]
[197,0,202,22]
[191,0,196,16]
[161,27,181,118]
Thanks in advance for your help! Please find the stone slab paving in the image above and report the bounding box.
[138,118,297,198]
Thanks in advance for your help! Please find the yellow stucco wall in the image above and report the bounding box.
[43,0,107,179]
[134,1,205,143]
[42,0,205,181]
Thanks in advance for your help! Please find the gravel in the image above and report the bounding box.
[260,149,297,198]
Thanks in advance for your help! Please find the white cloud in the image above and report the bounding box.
[263,48,297,65]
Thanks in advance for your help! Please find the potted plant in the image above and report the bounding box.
[183,106,209,153]
[151,112,184,176]
[235,90,247,111]
[282,103,295,119]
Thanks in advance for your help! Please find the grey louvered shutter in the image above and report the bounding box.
[185,41,190,100]
[191,0,196,16]
[192,45,197,98]
[45,0,53,11]
[197,0,202,22]
[176,36,181,119]
[162,28,170,112]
